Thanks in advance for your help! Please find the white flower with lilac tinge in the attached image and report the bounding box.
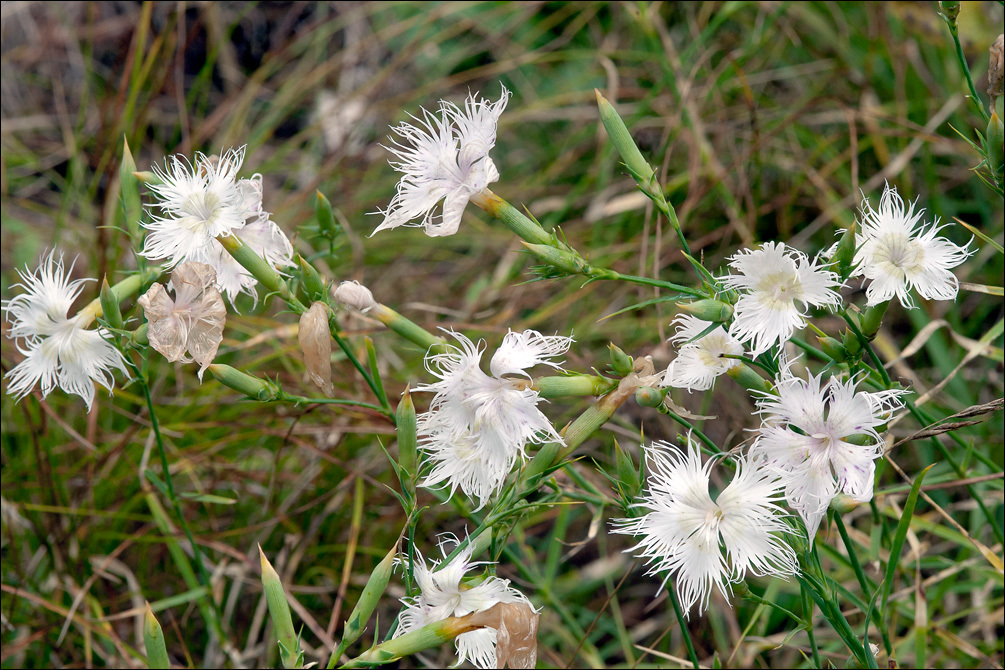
[751,366,905,542]
[396,536,534,670]
[613,438,797,617]
[662,314,744,391]
[852,183,971,308]
[373,87,509,237]
[415,329,571,508]
[720,242,842,357]
[141,148,293,304]
[3,252,127,411]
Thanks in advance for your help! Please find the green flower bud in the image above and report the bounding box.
[315,190,339,239]
[939,1,960,22]
[298,256,328,302]
[833,220,858,279]
[396,387,418,489]
[817,335,846,362]
[338,544,398,654]
[100,277,123,330]
[533,374,610,398]
[860,301,889,339]
[613,439,642,501]
[595,90,657,195]
[208,364,280,401]
[727,363,771,395]
[678,299,734,323]
[521,242,592,276]
[830,494,861,514]
[143,602,170,669]
[608,343,634,376]
[634,386,664,408]
[259,546,303,669]
[842,328,863,355]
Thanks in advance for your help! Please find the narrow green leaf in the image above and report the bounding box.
[881,464,935,617]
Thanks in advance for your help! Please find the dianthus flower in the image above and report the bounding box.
[751,365,905,541]
[613,437,797,617]
[396,536,534,669]
[373,87,509,237]
[720,242,842,357]
[662,314,744,391]
[852,183,971,307]
[3,252,126,410]
[141,147,293,303]
[415,329,571,508]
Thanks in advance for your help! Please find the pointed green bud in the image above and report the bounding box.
[316,191,338,240]
[217,234,282,295]
[634,386,664,408]
[120,138,143,244]
[817,336,846,363]
[830,494,862,514]
[339,544,398,654]
[396,387,418,490]
[143,602,170,669]
[100,277,123,330]
[298,256,328,302]
[613,439,642,500]
[608,343,634,376]
[260,546,303,669]
[727,363,771,395]
[678,299,734,323]
[367,304,446,352]
[842,328,863,355]
[860,301,889,339]
[522,242,592,276]
[834,220,858,279]
[595,90,657,195]
[208,364,280,401]
[938,1,960,23]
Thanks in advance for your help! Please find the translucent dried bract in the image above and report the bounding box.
[466,602,540,669]
[298,301,334,397]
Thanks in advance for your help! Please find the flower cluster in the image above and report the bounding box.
[3,252,126,411]
[395,536,534,669]
[141,146,294,304]
[415,329,572,509]
[372,87,509,237]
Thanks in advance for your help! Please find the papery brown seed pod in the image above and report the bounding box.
[464,602,539,669]
[989,34,1004,100]
[299,301,334,397]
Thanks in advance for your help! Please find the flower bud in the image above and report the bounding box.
[833,220,858,279]
[830,494,862,514]
[939,1,960,23]
[297,256,327,302]
[332,280,376,312]
[339,544,398,652]
[315,190,339,239]
[677,299,734,323]
[595,90,656,194]
[608,343,634,376]
[533,374,610,398]
[613,439,642,501]
[259,546,303,669]
[726,362,771,395]
[634,386,664,408]
[860,301,888,339]
[100,277,123,330]
[299,302,334,397]
[208,364,280,401]
[521,242,592,276]
[396,387,418,488]
[143,602,170,669]
[843,328,862,355]
[817,335,846,363]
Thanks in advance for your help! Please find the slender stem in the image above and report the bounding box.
[800,582,822,669]
[280,393,391,415]
[605,270,705,297]
[835,515,892,655]
[667,587,699,670]
[327,315,387,408]
[658,407,722,455]
[942,16,990,123]
[841,312,893,387]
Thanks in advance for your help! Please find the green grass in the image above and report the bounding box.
[2,2,1003,668]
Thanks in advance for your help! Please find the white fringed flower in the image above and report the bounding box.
[662,314,744,391]
[141,148,293,304]
[853,184,971,307]
[415,329,571,508]
[613,438,797,617]
[373,87,509,237]
[721,242,842,357]
[396,536,533,670]
[3,252,126,411]
[751,367,905,541]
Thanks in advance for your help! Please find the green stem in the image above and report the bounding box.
[835,515,892,655]
[605,270,706,298]
[942,16,990,123]
[800,583,822,669]
[667,587,699,670]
